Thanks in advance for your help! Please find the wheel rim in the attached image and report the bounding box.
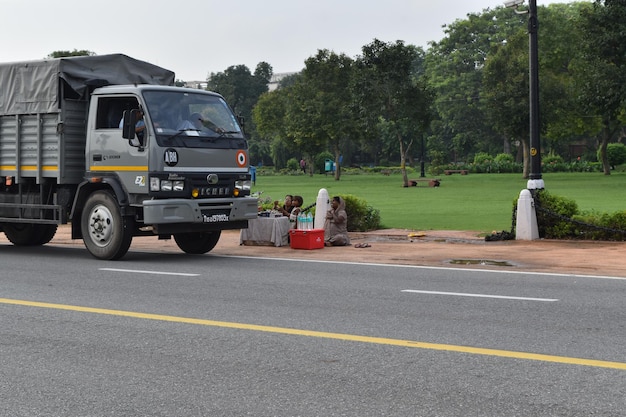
[87,204,114,247]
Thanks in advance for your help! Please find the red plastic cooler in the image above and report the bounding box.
[289,229,325,250]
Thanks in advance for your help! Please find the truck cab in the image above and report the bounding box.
[72,84,258,259]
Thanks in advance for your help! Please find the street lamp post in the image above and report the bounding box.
[505,0,544,240]
[420,135,425,177]
[527,0,544,190]
[505,0,544,190]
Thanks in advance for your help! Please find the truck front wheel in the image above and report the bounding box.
[174,231,221,254]
[81,191,133,260]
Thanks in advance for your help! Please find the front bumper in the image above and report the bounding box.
[142,197,258,225]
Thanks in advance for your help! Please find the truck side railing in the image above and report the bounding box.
[0,202,63,224]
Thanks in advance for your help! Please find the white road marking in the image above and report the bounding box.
[216,255,626,280]
[99,268,200,277]
[401,289,558,302]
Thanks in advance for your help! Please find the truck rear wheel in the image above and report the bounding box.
[33,224,58,245]
[2,223,58,246]
[81,190,133,260]
[174,231,221,254]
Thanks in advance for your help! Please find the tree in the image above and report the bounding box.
[286,50,356,179]
[253,88,294,168]
[602,143,626,169]
[425,8,521,164]
[576,0,626,175]
[483,3,588,177]
[353,39,431,187]
[207,63,273,161]
[482,31,531,176]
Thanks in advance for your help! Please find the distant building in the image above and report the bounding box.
[268,72,297,91]
[183,81,207,89]
[183,71,297,92]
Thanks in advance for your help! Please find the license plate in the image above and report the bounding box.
[201,211,230,223]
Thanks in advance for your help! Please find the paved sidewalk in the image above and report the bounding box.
[3,225,625,278]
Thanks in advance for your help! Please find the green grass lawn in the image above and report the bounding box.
[251,172,626,233]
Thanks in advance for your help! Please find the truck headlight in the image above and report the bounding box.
[173,180,185,191]
[161,180,173,191]
[150,177,185,192]
[235,180,251,191]
[150,177,161,191]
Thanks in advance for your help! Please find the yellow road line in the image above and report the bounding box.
[2,297,625,371]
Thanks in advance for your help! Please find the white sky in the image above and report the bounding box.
[1,0,574,81]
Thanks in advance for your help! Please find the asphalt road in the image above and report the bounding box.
[1,244,625,416]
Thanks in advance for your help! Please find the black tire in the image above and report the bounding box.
[3,223,40,246]
[33,224,58,245]
[174,231,221,254]
[81,190,133,260]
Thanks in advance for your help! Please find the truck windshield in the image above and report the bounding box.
[143,90,245,148]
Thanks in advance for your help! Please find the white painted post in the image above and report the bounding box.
[314,188,330,230]
[515,189,539,240]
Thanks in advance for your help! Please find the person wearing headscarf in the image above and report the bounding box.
[324,196,350,246]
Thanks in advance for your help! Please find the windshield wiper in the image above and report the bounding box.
[165,128,200,140]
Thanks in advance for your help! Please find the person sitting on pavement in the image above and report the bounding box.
[324,196,351,247]
[289,195,304,229]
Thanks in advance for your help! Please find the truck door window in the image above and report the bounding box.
[96,97,140,129]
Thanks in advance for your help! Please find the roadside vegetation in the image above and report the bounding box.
[252,170,626,239]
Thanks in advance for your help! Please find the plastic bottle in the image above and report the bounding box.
[297,212,304,230]
[306,212,313,229]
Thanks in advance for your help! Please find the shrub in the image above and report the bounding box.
[286,158,299,171]
[494,153,514,164]
[602,143,626,169]
[533,190,578,239]
[427,150,446,175]
[522,190,626,240]
[340,194,381,232]
[491,153,519,173]
[473,152,492,165]
[542,152,564,165]
[314,151,334,173]
[573,210,626,240]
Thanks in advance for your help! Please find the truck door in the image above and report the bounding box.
[90,96,150,195]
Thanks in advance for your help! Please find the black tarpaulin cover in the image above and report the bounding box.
[0,54,175,115]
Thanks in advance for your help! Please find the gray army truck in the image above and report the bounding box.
[0,54,258,259]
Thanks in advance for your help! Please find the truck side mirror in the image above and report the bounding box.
[122,109,145,148]
[121,110,136,140]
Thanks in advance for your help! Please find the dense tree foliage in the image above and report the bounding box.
[353,40,431,186]
[286,50,355,179]
[425,8,521,166]
[576,0,626,174]
[481,3,585,177]
[214,2,626,178]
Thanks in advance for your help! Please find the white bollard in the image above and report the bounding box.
[515,189,539,240]
[314,188,330,230]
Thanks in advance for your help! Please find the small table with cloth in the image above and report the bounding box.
[240,216,290,247]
